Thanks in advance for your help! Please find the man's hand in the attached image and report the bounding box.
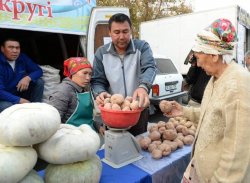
[132,87,150,108]
[96,92,111,105]
[16,76,31,92]
[19,98,30,104]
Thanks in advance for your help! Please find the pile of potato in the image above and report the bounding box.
[103,94,139,111]
[138,116,197,159]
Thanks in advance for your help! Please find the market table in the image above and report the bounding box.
[38,145,191,183]
[132,145,192,183]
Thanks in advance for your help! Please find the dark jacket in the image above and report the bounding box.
[48,77,86,123]
[0,53,43,103]
[48,78,102,131]
[185,65,211,103]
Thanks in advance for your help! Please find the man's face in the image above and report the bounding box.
[109,21,131,53]
[1,40,20,61]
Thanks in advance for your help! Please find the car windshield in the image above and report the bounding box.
[155,58,178,74]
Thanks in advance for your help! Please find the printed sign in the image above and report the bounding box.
[0,0,96,35]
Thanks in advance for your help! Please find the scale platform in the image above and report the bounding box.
[102,129,143,168]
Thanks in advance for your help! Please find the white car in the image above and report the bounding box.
[149,55,187,114]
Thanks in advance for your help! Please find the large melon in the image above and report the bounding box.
[0,103,61,146]
[18,170,44,183]
[0,144,37,183]
[45,155,102,183]
[36,124,100,164]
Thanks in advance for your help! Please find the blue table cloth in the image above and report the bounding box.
[38,145,191,183]
[133,145,192,183]
[38,150,151,183]
[97,150,151,183]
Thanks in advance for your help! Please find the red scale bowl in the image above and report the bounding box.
[98,105,142,129]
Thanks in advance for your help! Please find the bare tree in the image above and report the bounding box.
[97,0,193,38]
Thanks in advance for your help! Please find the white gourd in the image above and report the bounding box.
[36,124,100,164]
[18,170,44,183]
[0,144,37,183]
[0,103,61,146]
[45,155,102,183]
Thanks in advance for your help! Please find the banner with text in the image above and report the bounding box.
[0,0,96,35]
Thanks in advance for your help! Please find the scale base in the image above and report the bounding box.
[104,130,143,168]
[102,155,143,168]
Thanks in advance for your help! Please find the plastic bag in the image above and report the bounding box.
[40,65,61,103]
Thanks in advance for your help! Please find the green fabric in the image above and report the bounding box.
[66,92,94,129]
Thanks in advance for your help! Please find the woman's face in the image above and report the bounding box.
[71,68,92,87]
[194,52,218,76]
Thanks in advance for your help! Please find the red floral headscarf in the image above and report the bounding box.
[210,18,237,43]
[63,57,92,77]
[192,18,237,55]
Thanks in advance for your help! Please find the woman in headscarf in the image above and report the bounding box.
[163,19,250,182]
[48,57,104,134]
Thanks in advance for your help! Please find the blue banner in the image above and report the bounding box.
[0,0,96,35]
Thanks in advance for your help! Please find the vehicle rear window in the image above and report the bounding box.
[155,58,178,74]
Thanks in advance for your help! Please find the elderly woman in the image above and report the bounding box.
[48,57,104,134]
[164,19,250,182]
